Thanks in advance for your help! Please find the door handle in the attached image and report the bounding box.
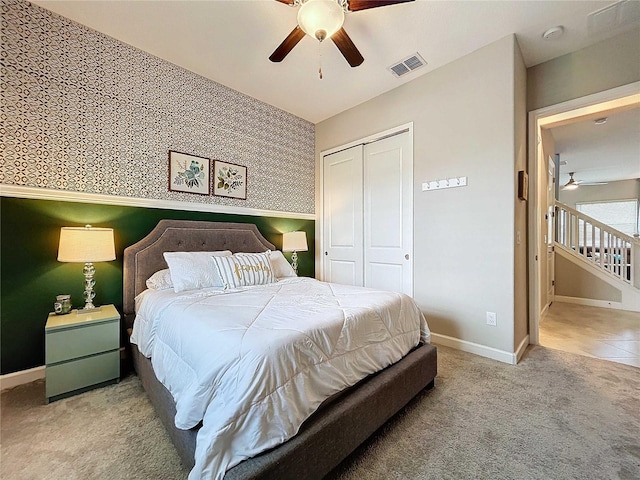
[405,254,410,260]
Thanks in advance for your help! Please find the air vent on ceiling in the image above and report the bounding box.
[388,53,427,78]
[587,0,640,34]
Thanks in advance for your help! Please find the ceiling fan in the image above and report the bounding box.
[269,0,414,68]
[563,172,608,190]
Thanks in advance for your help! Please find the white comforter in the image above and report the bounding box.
[131,277,430,480]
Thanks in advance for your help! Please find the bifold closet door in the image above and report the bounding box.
[363,132,413,295]
[322,145,364,286]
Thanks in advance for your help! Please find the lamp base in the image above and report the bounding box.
[82,262,97,310]
[291,250,299,275]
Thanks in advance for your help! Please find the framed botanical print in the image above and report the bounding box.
[213,160,247,200]
[169,150,210,195]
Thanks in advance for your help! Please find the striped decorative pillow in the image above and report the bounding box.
[212,252,275,289]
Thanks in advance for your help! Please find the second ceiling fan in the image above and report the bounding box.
[563,172,608,190]
[269,0,414,68]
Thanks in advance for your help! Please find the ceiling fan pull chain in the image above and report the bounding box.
[318,40,323,79]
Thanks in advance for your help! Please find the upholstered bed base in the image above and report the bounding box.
[124,220,438,479]
[133,342,437,479]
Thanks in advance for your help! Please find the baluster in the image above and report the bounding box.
[614,236,620,279]
[582,220,587,259]
[572,214,576,251]
[558,208,568,247]
[630,240,636,286]
[599,227,604,269]
[625,240,631,284]
[559,208,565,247]
[592,225,597,264]
[604,232,610,274]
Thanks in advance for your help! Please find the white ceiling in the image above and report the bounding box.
[551,107,640,186]
[32,0,639,123]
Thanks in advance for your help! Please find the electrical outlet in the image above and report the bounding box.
[486,311,497,326]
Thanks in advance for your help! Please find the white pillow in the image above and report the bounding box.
[268,250,297,278]
[163,251,232,293]
[145,269,173,290]
[212,252,276,289]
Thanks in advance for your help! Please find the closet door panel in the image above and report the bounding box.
[367,262,403,292]
[366,149,402,248]
[364,132,413,295]
[322,145,364,286]
[326,260,358,286]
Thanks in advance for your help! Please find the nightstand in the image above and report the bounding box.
[45,304,120,403]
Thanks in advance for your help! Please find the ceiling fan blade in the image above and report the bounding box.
[347,0,414,12]
[269,26,306,62]
[275,0,295,5]
[331,28,364,67]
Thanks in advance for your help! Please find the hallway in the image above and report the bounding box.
[539,302,640,368]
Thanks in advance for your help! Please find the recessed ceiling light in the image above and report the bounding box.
[594,117,608,125]
[542,26,564,40]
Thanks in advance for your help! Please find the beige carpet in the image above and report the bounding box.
[2,345,639,480]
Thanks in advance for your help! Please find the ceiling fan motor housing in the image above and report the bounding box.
[297,0,345,41]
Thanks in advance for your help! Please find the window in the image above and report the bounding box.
[576,200,639,237]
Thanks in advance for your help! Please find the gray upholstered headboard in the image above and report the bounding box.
[122,220,275,328]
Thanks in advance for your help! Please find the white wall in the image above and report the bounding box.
[317,35,525,359]
[528,28,640,111]
[513,40,528,351]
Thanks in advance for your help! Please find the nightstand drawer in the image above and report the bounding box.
[46,350,119,398]
[46,320,119,364]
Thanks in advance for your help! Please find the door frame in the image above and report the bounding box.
[317,122,414,281]
[528,82,639,345]
[546,155,555,305]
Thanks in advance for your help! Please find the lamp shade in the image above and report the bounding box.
[282,231,308,252]
[297,0,345,41]
[58,226,116,263]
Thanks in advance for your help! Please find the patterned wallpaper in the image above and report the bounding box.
[0,0,315,214]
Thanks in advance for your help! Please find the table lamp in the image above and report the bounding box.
[282,231,308,275]
[57,225,116,311]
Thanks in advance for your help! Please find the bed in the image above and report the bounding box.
[123,219,437,480]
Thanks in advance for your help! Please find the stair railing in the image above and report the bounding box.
[555,201,637,288]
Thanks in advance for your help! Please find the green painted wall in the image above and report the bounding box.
[0,197,315,375]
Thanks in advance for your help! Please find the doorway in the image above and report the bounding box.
[528,82,640,345]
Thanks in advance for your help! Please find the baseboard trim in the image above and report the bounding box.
[515,334,530,363]
[0,366,45,391]
[5,335,530,388]
[554,295,623,310]
[431,333,519,365]
[540,302,550,322]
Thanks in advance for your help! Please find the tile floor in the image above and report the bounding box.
[539,301,640,368]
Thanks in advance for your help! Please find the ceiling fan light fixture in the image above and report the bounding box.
[297,0,345,41]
